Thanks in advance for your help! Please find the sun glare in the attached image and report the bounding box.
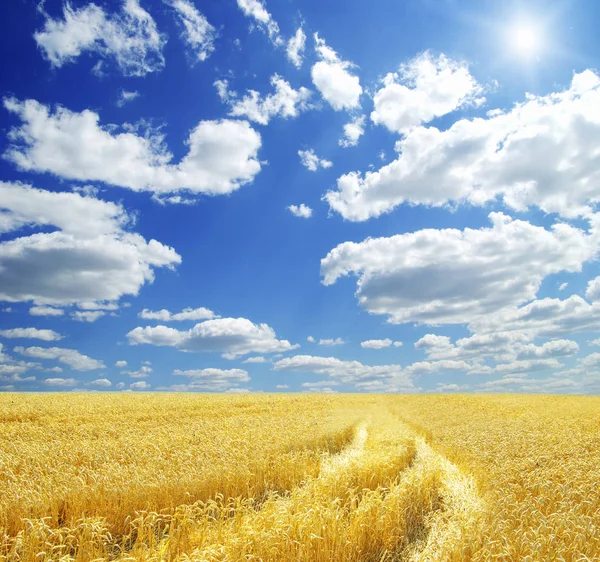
[510,22,542,57]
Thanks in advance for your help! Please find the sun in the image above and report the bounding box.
[509,22,542,57]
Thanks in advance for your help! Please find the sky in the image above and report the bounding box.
[2,0,600,394]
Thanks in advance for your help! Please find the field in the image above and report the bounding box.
[0,394,599,561]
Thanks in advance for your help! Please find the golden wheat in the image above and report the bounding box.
[0,393,598,561]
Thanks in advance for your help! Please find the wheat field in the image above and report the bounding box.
[0,394,598,561]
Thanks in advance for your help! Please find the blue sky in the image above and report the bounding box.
[2,0,600,393]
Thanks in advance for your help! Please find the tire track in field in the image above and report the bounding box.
[397,430,486,561]
[319,420,369,477]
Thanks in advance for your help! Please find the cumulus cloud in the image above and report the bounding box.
[242,356,267,363]
[0,343,40,383]
[339,115,366,147]
[361,339,394,349]
[436,383,470,392]
[44,377,77,387]
[89,378,112,387]
[273,354,414,391]
[325,70,600,221]
[4,99,262,197]
[287,204,312,218]
[321,213,600,326]
[0,328,62,341]
[298,149,332,171]
[416,332,528,361]
[515,340,579,360]
[236,0,282,46]
[318,338,345,346]
[173,367,250,391]
[115,360,127,367]
[15,346,104,370]
[473,295,600,339]
[287,26,306,68]
[122,365,152,378]
[371,52,483,134]
[127,317,298,358]
[139,307,216,321]
[29,306,65,316]
[215,75,311,125]
[405,359,472,376]
[166,0,217,63]
[311,33,362,111]
[586,276,600,301]
[0,182,180,307]
[130,380,150,390]
[71,310,106,322]
[34,0,166,76]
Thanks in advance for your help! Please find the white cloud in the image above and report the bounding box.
[287,204,312,219]
[34,0,166,76]
[29,306,65,316]
[515,340,579,360]
[242,356,268,363]
[492,358,563,374]
[166,0,217,63]
[0,182,180,307]
[301,380,340,388]
[321,213,600,326]
[15,346,104,370]
[116,382,126,389]
[216,75,311,125]
[473,295,600,339]
[586,276,600,301]
[361,339,392,349]
[307,336,315,343]
[276,384,288,389]
[0,343,40,382]
[139,307,216,321]
[174,367,250,391]
[298,149,332,171]
[393,341,403,347]
[115,360,127,367]
[236,0,282,46]
[273,354,414,391]
[44,377,77,387]
[89,378,112,387]
[318,338,345,346]
[311,33,362,111]
[130,380,150,390]
[287,26,306,68]
[436,383,470,392]
[122,365,152,378]
[116,90,139,107]
[339,115,366,147]
[559,282,568,291]
[371,52,484,134]
[0,328,62,341]
[127,317,298,358]
[414,332,576,365]
[71,310,106,322]
[4,99,263,197]
[405,359,471,376]
[325,70,600,221]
